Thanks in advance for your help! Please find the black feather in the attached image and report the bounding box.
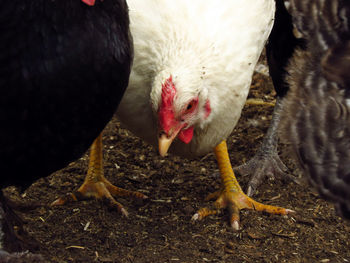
[266,0,305,98]
[0,0,132,189]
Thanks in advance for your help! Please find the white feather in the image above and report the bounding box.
[117,0,275,157]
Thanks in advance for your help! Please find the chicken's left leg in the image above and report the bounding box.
[234,98,290,197]
[192,140,293,230]
[52,133,148,216]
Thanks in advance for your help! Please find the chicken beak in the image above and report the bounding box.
[158,122,187,157]
[158,133,174,157]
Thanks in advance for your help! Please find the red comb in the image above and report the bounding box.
[161,76,176,107]
[82,0,95,6]
[159,76,177,133]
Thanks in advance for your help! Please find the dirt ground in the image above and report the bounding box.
[4,65,350,263]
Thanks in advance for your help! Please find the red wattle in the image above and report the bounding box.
[179,126,194,144]
[204,99,211,119]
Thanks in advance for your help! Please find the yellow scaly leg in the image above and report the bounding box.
[192,140,293,229]
[52,133,148,216]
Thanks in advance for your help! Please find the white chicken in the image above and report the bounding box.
[54,0,293,229]
[120,0,271,156]
[116,0,293,229]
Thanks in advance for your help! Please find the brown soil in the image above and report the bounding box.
[4,67,350,263]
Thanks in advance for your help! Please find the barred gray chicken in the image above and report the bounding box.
[280,0,350,219]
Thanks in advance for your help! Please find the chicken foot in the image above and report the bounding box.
[52,133,148,216]
[234,98,297,196]
[192,140,293,230]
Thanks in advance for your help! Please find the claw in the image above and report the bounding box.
[231,220,240,230]
[192,207,218,221]
[246,186,254,197]
[285,209,296,214]
[191,213,200,221]
[121,208,129,217]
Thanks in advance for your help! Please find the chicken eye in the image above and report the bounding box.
[184,99,198,114]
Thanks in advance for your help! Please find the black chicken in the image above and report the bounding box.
[279,0,350,219]
[0,0,133,259]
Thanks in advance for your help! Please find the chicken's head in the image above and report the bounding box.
[157,75,211,157]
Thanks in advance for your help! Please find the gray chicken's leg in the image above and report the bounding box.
[234,98,292,196]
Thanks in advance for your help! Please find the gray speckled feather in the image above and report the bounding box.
[280,0,350,219]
